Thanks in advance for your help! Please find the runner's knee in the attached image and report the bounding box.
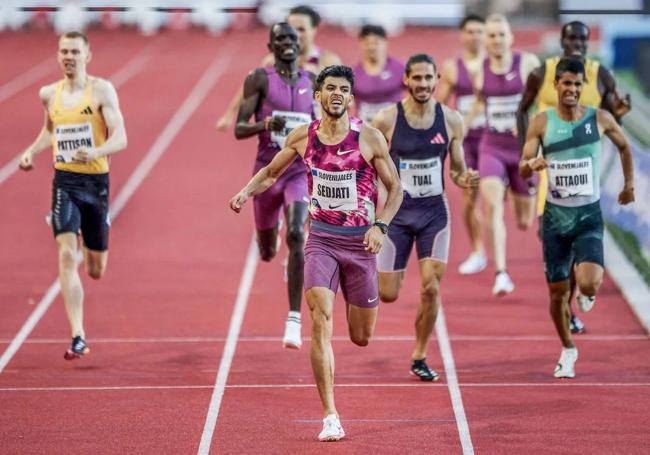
[58,245,77,270]
[349,327,371,346]
[379,286,399,303]
[285,225,305,250]
[577,279,601,297]
[420,279,440,303]
[86,262,105,280]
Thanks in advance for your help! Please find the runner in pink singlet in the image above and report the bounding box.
[230,65,403,442]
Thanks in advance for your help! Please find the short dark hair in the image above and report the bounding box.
[288,5,321,28]
[459,14,484,30]
[61,31,89,46]
[269,22,293,42]
[561,21,590,39]
[405,53,436,76]
[359,24,386,39]
[315,65,354,91]
[555,57,585,82]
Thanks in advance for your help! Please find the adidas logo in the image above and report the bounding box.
[430,132,445,144]
[80,106,93,115]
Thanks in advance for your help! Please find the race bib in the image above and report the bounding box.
[311,168,357,211]
[547,157,594,199]
[457,95,485,130]
[270,110,311,148]
[358,101,392,124]
[399,157,443,198]
[54,122,94,163]
[486,94,521,133]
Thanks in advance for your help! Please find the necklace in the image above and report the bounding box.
[277,67,298,78]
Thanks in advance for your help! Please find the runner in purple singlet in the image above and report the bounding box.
[471,14,540,296]
[234,23,315,349]
[437,14,488,275]
[352,24,405,124]
[230,65,403,442]
[373,54,479,382]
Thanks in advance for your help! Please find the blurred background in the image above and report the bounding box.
[1,0,649,282]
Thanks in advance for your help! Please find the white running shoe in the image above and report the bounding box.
[282,318,302,349]
[458,252,487,275]
[318,414,345,442]
[554,347,578,378]
[492,271,514,296]
[576,293,596,313]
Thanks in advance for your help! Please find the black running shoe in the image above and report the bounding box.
[570,314,586,334]
[410,358,440,382]
[64,336,90,360]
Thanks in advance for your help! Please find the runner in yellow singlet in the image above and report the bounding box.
[19,31,127,360]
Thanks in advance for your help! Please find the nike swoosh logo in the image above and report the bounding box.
[419,191,433,197]
[298,88,308,94]
[336,149,355,155]
[505,72,516,81]
[328,204,344,209]
[367,296,378,303]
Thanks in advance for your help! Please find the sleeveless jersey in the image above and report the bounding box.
[456,57,485,135]
[50,78,108,174]
[255,67,313,174]
[390,101,448,209]
[353,57,404,123]
[538,57,601,112]
[304,118,377,227]
[542,107,601,207]
[482,53,523,140]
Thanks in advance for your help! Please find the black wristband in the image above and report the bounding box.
[373,220,389,235]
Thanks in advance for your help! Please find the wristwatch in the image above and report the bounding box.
[373,220,389,235]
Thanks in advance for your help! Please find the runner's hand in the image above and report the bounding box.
[458,168,480,189]
[72,147,98,163]
[618,187,634,205]
[229,191,249,213]
[612,92,631,119]
[215,114,233,131]
[19,151,34,171]
[528,157,548,172]
[268,116,287,132]
[363,226,384,254]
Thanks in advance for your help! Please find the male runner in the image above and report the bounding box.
[517,20,632,333]
[234,22,314,349]
[352,24,404,124]
[18,31,127,359]
[230,65,403,441]
[520,58,634,378]
[373,54,479,381]
[437,14,487,275]
[215,4,340,130]
[472,14,540,296]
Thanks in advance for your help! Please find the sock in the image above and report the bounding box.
[287,311,301,323]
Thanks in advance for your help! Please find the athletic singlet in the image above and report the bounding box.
[538,57,601,112]
[50,78,108,174]
[390,101,448,208]
[456,57,485,133]
[304,118,377,227]
[255,67,313,174]
[542,107,601,207]
[353,57,404,123]
[482,52,523,138]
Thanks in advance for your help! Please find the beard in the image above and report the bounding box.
[408,87,430,104]
[322,103,347,118]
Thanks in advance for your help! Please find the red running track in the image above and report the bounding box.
[0,27,649,454]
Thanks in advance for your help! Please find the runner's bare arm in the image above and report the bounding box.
[19,86,55,170]
[446,109,479,189]
[370,104,397,143]
[435,59,457,104]
[234,69,267,139]
[229,124,308,212]
[598,66,631,121]
[598,109,634,204]
[519,112,547,178]
[517,64,544,149]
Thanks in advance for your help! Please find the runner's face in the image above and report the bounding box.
[288,14,316,55]
[317,76,353,119]
[555,72,584,107]
[461,21,485,54]
[57,37,90,77]
[404,62,436,104]
[270,24,299,63]
[485,21,512,58]
[561,25,589,58]
[359,34,387,63]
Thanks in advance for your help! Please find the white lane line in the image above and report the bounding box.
[435,305,474,455]
[0,47,154,187]
[5,334,647,344]
[0,58,54,104]
[3,382,650,392]
[0,50,232,375]
[197,236,258,455]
